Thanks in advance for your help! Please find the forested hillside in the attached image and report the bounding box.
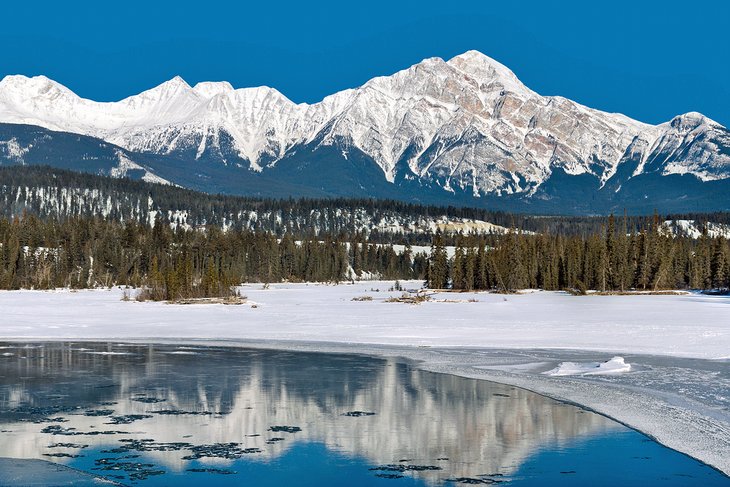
[3,166,730,241]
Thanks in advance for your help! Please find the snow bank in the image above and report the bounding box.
[544,356,631,376]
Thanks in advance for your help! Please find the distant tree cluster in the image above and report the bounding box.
[0,214,427,299]
[350,233,428,280]
[427,215,730,292]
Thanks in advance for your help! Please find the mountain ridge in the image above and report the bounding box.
[0,50,728,214]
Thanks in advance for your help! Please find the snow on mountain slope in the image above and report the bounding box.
[110,151,173,185]
[0,50,728,200]
[637,112,730,181]
[0,73,353,171]
[663,219,730,239]
[0,122,171,186]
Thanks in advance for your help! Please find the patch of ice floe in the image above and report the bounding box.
[544,356,631,376]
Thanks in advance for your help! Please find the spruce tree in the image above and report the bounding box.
[427,230,449,289]
[452,244,466,290]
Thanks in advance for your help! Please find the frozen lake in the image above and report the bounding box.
[0,342,727,486]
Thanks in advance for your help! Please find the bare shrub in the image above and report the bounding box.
[385,292,432,304]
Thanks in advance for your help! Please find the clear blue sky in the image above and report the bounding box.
[1,0,727,126]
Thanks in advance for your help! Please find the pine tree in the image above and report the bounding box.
[711,239,729,289]
[505,231,526,291]
[452,243,466,290]
[464,245,477,291]
[427,231,449,289]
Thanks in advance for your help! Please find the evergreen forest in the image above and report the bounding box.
[426,215,729,292]
[0,212,728,299]
[0,167,729,299]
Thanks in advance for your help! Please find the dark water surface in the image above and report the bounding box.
[0,342,727,486]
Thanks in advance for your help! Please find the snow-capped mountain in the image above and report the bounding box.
[0,50,729,214]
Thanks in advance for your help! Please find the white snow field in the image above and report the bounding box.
[1,282,727,358]
[0,281,729,475]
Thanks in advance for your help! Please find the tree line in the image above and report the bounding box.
[427,215,729,292]
[0,214,427,299]
[1,211,728,298]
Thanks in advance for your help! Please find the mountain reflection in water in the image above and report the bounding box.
[0,343,647,484]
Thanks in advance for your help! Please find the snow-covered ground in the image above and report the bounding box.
[2,282,727,359]
[0,281,729,475]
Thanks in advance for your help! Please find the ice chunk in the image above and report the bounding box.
[544,356,631,376]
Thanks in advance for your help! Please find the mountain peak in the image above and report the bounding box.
[449,50,497,63]
[447,50,529,95]
[159,75,191,90]
[193,81,235,97]
[125,76,195,106]
[0,75,76,98]
[667,111,721,132]
[131,76,192,100]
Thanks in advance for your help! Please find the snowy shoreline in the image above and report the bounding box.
[1,281,729,476]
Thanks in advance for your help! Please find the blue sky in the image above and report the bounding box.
[1,0,727,126]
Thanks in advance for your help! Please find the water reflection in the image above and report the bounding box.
[0,343,637,484]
